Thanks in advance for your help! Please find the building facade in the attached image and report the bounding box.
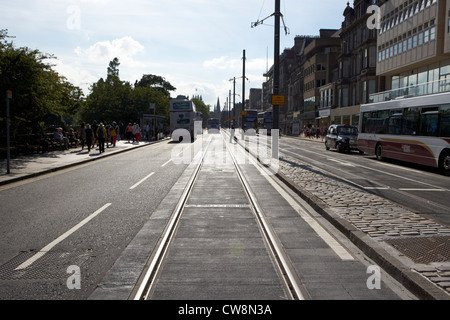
[333,0,380,128]
[373,0,450,101]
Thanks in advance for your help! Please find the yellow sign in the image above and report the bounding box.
[272,95,285,105]
[241,111,247,116]
[232,116,236,120]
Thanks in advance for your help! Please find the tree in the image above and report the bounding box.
[134,74,176,98]
[191,96,211,127]
[107,57,120,83]
[0,30,84,134]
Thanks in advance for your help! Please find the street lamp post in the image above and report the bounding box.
[5,91,12,174]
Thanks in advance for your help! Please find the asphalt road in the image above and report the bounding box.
[279,136,450,227]
[0,141,189,299]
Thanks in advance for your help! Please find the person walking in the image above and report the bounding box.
[92,120,99,149]
[85,124,94,153]
[135,124,141,144]
[126,123,133,143]
[97,123,107,154]
[110,122,119,147]
[78,123,86,151]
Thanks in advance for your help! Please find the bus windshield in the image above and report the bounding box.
[172,102,192,110]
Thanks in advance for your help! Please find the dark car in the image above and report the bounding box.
[325,124,362,153]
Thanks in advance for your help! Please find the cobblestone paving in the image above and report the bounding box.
[277,153,450,294]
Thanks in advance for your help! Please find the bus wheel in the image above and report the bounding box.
[439,150,450,176]
[375,144,383,161]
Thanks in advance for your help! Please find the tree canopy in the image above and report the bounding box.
[82,58,176,125]
[1,32,179,138]
[0,29,84,135]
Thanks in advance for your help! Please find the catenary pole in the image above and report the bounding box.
[273,0,280,131]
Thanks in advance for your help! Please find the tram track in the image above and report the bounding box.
[130,133,309,300]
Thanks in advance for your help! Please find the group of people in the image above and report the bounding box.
[125,123,142,144]
[77,121,120,154]
[49,121,149,155]
[301,127,327,140]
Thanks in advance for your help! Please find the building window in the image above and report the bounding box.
[430,27,436,41]
[418,32,423,45]
[448,18,450,33]
[362,81,367,104]
[413,35,418,48]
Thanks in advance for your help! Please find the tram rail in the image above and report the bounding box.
[131,133,308,300]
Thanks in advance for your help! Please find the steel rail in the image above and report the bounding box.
[224,133,309,300]
[131,138,212,300]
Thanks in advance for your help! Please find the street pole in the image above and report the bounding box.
[273,0,281,131]
[6,90,12,174]
[233,77,236,128]
[229,90,231,130]
[242,49,246,131]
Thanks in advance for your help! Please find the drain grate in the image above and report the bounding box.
[386,236,450,264]
[0,250,94,280]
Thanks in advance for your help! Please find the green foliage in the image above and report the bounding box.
[191,95,211,120]
[82,64,175,125]
[0,33,177,136]
[0,30,84,135]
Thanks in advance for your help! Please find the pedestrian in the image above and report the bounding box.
[78,123,86,150]
[135,124,141,144]
[85,124,94,152]
[126,123,133,143]
[132,123,137,143]
[97,123,107,154]
[92,120,99,149]
[110,122,118,147]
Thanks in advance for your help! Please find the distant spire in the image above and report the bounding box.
[216,97,221,113]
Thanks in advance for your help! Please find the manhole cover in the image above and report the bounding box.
[0,250,94,280]
[386,236,450,264]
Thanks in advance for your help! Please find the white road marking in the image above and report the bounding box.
[161,159,172,167]
[15,203,112,271]
[327,158,355,167]
[130,172,155,190]
[398,188,448,192]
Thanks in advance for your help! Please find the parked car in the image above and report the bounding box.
[325,124,362,153]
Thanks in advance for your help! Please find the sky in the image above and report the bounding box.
[2,0,347,110]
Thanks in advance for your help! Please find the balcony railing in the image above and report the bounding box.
[368,78,450,103]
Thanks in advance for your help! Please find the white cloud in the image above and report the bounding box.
[75,37,145,63]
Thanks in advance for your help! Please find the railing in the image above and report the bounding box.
[369,78,450,103]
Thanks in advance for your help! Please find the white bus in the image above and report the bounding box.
[170,96,202,142]
[358,92,450,175]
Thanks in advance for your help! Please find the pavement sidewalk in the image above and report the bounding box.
[0,140,163,186]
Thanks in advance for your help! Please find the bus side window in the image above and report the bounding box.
[403,108,420,135]
[440,105,450,137]
[420,111,439,136]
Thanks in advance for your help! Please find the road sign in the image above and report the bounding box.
[272,95,285,105]
[241,111,247,116]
